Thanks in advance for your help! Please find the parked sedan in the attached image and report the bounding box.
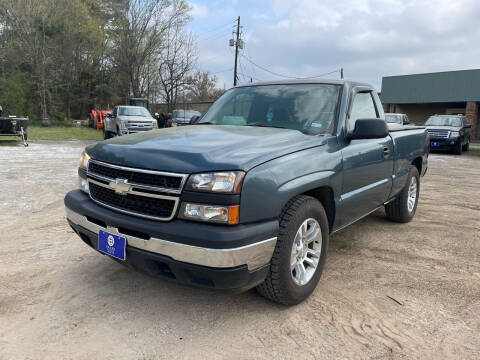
[171,109,201,126]
[425,115,471,155]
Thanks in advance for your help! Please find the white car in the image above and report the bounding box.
[103,106,158,139]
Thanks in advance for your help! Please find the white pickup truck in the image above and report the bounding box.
[103,105,158,139]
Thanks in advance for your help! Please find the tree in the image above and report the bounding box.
[109,0,191,102]
[158,22,197,111]
[185,71,225,102]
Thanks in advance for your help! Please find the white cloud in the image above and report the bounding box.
[189,2,209,18]
[238,0,480,89]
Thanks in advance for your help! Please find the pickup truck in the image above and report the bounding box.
[385,113,410,125]
[103,105,158,139]
[65,80,428,305]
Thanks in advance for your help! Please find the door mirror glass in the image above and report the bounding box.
[346,118,389,140]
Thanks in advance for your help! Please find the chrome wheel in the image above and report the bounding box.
[290,218,322,286]
[407,176,417,213]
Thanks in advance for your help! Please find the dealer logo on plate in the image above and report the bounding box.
[107,235,115,247]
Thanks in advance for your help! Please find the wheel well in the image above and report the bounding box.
[303,187,335,232]
[412,157,422,175]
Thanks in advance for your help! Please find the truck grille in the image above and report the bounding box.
[89,182,176,220]
[427,129,450,139]
[88,161,184,191]
[86,160,187,221]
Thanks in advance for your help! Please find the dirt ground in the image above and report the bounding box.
[1,141,479,360]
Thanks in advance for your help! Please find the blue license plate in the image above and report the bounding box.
[431,142,440,147]
[98,230,126,261]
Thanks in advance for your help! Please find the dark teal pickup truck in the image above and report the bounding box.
[65,80,428,305]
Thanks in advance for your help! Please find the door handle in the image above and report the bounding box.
[383,146,390,157]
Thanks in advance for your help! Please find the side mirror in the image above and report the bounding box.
[346,118,389,140]
[106,113,113,118]
[465,124,472,128]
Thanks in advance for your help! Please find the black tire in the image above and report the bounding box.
[385,166,420,223]
[23,132,27,141]
[116,126,121,136]
[463,142,469,152]
[256,195,329,305]
[103,129,110,140]
[453,142,462,155]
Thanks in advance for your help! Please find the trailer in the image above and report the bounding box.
[0,114,29,146]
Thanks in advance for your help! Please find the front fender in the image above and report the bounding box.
[239,145,342,224]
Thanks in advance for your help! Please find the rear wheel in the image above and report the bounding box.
[256,195,329,305]
[385,166,420,223]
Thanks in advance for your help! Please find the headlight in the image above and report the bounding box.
[450,131,460,138]
[185,171,245,193]
[78,151,90,193]
[179,203,239,225]
[78,151,90,170]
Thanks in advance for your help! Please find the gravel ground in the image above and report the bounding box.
[0,141,479,360]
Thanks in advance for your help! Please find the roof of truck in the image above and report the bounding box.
[236,79,373,89]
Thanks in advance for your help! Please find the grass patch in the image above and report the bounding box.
[0,126,103,141]
[469,146,480,152]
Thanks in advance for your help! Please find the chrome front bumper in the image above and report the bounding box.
[66,207,277,270]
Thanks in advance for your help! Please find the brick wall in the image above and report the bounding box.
[465,101,478,140]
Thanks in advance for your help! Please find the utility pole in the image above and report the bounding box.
[230,16,242,86]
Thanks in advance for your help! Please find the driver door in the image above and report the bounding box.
[339,90,394,226]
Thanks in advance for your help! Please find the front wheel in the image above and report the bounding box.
[453,142,462,155]
[463,142,469,152]
[385,166,420,223]
[256,195,329,305]
[103,128,111,140]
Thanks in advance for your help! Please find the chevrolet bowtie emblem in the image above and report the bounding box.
[109,178,131,195]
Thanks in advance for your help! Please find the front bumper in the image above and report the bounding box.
[429,137,460,150]
[65,190,278,290]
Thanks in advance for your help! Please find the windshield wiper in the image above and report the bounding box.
[196,121,216,125]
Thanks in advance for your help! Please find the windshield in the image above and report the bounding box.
[173,110,201,119]
[118,107,150,117]
[425,116,462,127]
[198,84,341,135]
[385,114,403,124]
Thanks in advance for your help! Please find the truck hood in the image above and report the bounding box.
[86,125,326,173]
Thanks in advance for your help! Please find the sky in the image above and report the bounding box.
[187,0,480,91]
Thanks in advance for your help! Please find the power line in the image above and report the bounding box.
[211,68,233,75]
[196,20,236,38]
[240,53,342,80]
[237,71,262,82]
[197,30,232,44]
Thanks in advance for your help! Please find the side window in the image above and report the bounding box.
[348,92,377,131]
